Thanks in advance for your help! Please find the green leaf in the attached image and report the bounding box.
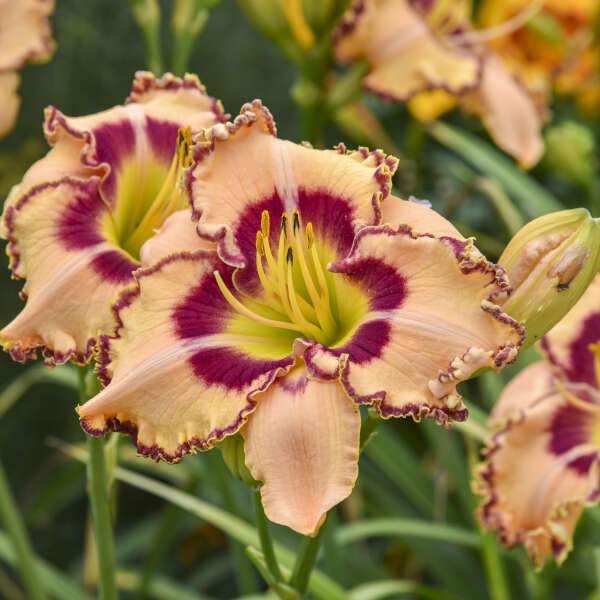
[427,121,563,219]
[0,531,92,600]
[58,440,349,600]
[0,364,78,420]
[335,518,481,549]
[349,579,459,600]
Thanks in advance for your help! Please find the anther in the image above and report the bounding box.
[261,210,270,238]
[286,246,294,264]
[256,231,265,256]
[281,213,288,236]
[292,210,300,234]
[305,222,314,249]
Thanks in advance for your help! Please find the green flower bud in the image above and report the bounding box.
[219,433,257,486]
[500,208,600,349]
[544,121,596,189]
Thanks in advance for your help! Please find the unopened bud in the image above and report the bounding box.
[544,121,596,189]
[219,434,257,486]
[500,208,600,349]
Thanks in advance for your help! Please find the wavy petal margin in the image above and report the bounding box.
[78,251,295,462]
[242,367,360,535]
[333,0,482,102]
[304,225,523,423]
[187,99,398,268]
[0,72,224,365]
[475,361,600,568]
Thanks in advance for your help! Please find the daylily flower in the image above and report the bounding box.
[0,71,226,365]
[78,101,523,535]
[0,0,55,137]
[475,274,600,568]
[479,0,600,115]
[333,0,544,167]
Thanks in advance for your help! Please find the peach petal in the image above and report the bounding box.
[0,72,20,139]
[0,0,54,71]
[334,0,481,101]
[189,100,397,267]
[0,178,137,364]
[541,273,600,386]
[381,195,463,238]
[78,251,295,462]
[461,55,543,168]
[323,226,523,422]
[242,369,360,535]
[139,209,214,267]
[476,363,600,567]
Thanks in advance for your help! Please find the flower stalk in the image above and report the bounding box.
[253,488,285,586]
[128,0,164,75]
[289,525,326,597]
[79,369,118,600]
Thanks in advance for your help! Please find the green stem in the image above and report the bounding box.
[210,453,258,595]
[0,459,46,600]
[79,370,118,600]
[289,525,325,597]
[253,488,284,585]
[129,0,164,75]
[359,410,382,452]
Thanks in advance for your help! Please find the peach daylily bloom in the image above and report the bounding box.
[78,101,523,535]
[475,274,600,568]
[479,0,600,115]
[0,0,55,138]
[334,0,544,168]
[334,0,481,101]
[0,72,225,365]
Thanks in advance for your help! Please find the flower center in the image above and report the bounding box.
[215,210,356,347]
[104,127,193,261]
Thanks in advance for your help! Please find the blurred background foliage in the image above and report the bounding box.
[1,1,600,599]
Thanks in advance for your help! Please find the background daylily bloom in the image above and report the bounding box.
[78,101,523,535]
[0,71,225,365]
[475,274,600,568]
[479,0,600,115]
[334,0,544,167]
[333,0,482,102]
[0,0,55,138]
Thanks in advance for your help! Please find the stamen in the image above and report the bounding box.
[285,254,322,338]
[214,209,338,345]
[214,271,303,333]
[123,126,191,255]
[590,342,600,388]
[261,210,270,239]
[556,379,600,415]
[305,222,314,249]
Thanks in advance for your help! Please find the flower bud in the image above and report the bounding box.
[219,433,257,486]
[500,208,600,349]
[544,121,596,189]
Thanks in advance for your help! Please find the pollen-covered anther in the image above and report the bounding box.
[214,210,338,345]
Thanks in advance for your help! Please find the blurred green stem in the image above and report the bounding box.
[253,488,285,585]
[0,459,46,600]
[79,370,118,600]
[129,0,164,75]
[289,525,325,597]
[171,0,216,75]
[210,453,259,595]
